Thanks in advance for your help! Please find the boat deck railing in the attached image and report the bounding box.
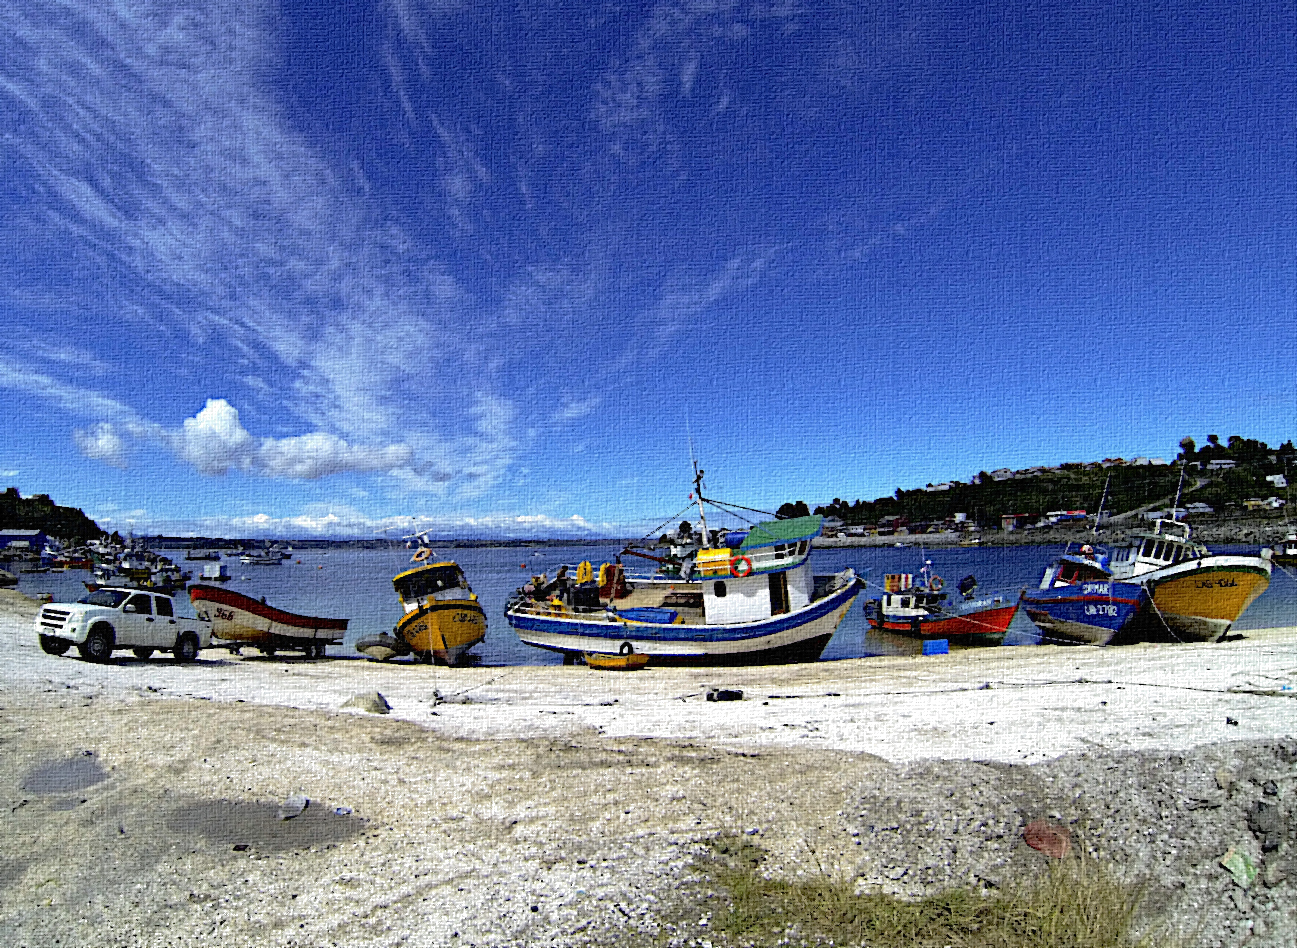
[505,598,627,624]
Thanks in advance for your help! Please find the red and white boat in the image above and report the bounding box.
[864,562,1020,643]
[189,584,348,657]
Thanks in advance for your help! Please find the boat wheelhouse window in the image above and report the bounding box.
[155,596,173,617]
[774,544,788,558]
[78,589,129,607]
[125,594,152,615]
[395,565,465,600]
[714,581,727,598]
[1152,541,1166,560]
[797,540,809,556]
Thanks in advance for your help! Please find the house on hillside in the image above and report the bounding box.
[1000,513,1033,532]
[1206,459,1236,471]
[0,528,47,552]
[989,468,1014,481]
[1266,474,1288,489]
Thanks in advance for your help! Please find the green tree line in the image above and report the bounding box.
[783,435,1297,528]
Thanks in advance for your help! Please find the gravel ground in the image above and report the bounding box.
[1,589,1295,946]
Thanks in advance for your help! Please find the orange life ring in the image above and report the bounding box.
[730,555,753,578]
[412,547,431,563]
[929,575,944,591]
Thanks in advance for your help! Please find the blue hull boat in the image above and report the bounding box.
[1022,547,1147,646]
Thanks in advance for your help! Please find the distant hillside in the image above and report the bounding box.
[800,435,1297,529]
[0,488,104,542]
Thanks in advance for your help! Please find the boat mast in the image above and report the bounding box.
[692,458,710,544]
[1094,473,1111,536]
[1171,463,1186,521]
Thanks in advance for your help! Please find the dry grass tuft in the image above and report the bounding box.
[703,836,1172,948]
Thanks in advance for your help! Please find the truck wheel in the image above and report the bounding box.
[79,625,114,662]
[132,647,154,660]
[40,635,70,656]
[173,633,200,663]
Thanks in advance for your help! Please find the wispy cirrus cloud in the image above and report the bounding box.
[0,1,515,495]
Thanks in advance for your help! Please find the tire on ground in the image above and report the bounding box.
[40,635,70,656]
[174,633,200,663]
[79,624,114,662]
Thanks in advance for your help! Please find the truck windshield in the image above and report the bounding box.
[78,589,130,607]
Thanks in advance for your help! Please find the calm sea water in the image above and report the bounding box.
[15,541,1297,665]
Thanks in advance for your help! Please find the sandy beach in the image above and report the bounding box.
[2,587,1295,946]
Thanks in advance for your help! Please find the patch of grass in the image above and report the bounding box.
[703,837,1167,948]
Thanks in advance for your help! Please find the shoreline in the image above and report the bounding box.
[2,588,1295,946]
[816,514,1296,548]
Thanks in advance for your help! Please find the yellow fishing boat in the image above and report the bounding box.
[1107,518,1271,641]
[356,537,486,664]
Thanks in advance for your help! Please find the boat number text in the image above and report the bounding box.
[1081,583,1111,596]
[1084,604,1119,617]
[214,607,235,621]
[453,613,480,623]
[1194,578,1238,589]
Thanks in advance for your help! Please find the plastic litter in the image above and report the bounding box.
[278,792,309,821]
[1220,846,1257,888]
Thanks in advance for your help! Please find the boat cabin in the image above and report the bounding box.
[394,562,476,611]
[1039,549,1111,589]
[1108,520,1206,579]
[693,516,819,625]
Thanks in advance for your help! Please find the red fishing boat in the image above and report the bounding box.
[863,562,1020,643]
[189,584,348,657]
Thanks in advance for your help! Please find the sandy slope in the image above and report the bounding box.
[2,589,1295,947]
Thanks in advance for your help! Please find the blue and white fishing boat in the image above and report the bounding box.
[504,466,863,665]
[1021,544,1147,646]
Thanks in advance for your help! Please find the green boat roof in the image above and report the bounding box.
[738,515,823,550]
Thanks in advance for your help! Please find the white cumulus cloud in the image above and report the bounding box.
[169,399,414,480]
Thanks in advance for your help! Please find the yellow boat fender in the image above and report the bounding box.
[412,547,431,563]
[576,560,593,583]
[597,563,608,586]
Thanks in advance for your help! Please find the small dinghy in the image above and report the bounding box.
[583,651,650,671]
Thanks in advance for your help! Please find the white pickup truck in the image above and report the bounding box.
[35,587,212,662]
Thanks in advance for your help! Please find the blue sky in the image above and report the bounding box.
[2,1,1295,538]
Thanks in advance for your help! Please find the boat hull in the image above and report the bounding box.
[872,599,1019,642]
[584,652,650,670]
[1022,580,1147,647]
[395,600,487,665]
[189,584,348,650]
[507,571,860,666]
[1139,557,1272,641]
